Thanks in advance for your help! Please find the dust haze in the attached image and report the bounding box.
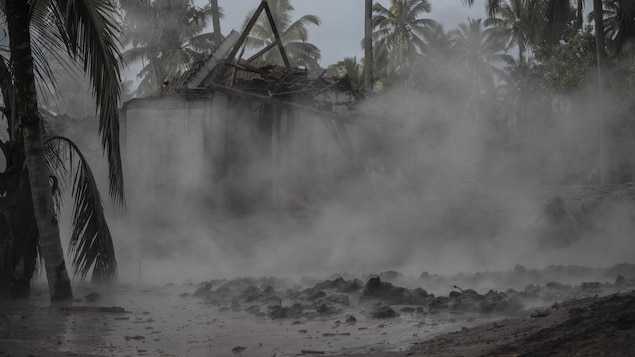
[53,31,634,289]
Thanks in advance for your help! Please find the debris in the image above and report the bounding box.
[60,306,126,313]
[124,335,145,341]
[231,346,247,354]
[84,292,101,302]
[531,308,551,318]
[316,303,339,315]
[193,283,212,297]
[323,332,350,337]
[301,350,325,355]
[371,305,398,319]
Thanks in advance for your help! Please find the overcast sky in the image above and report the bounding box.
[215,0,486,67]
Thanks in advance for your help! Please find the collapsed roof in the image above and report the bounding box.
[158,0,363,122]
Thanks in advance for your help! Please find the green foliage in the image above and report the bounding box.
[371,0,436,76]
[121,0,223,96]
[325,56,365,90]
[534,28,596,92]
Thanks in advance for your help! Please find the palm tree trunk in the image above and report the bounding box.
[593,0,607,184]
[6,0,73,300]
[364,0,373,92]
[211,0,222,41]
[576,0,584,30]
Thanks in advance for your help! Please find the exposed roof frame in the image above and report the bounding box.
[227,0,290,68]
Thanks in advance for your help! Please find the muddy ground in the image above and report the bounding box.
[1,264,634,356]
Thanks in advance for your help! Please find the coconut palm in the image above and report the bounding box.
[450,18,511,96]
[210,0,223,42]
[326,56,365,89]
[242,0,321,70]
[484,0,544,65]
[3,0,123,300]
[602,0,635,56]
[365,0,373,91]
[371,0,436,75]
[121,0,224,96]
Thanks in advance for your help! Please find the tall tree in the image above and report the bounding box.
[485,0,543,65]
[121,0,223,96]
[4,0,123,300]
[603,0,635,56]
[371,0,436,75]
[450,18,510,96]
[593,0,607,184]
[210,0,222,41]
[365,0,373,92]
[243,0,321,69]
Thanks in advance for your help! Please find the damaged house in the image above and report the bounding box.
[122,3,364,213]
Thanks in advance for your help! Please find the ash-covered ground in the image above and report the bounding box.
[1,263,634,356]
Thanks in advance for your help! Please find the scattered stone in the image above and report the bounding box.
[323,332,350,337]
[345,315,357,324]
[60,306,126,313]
[362,277,426,305]
[124,335,145,341]
[193,283,212,297]
[84,292,101,302]
[372,305,398,319]
[616,275,625,285]
[268,303,303,319]
[531,308,551,318]
[316,303,338,315]
[581,282,602,290]
[301,350,325,355]
[231,346,246,354]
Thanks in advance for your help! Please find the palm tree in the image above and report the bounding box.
[450,18,511,97]
[602,0,635,56]
[243,0,321,70]
[371,0,436,75]
[485,0,543,65]
[121,0,223,96]
[365,0,373,92]
[4,0,123,300]
[326,56,365,89]
[463,0,583,40]
[210,0,223,42]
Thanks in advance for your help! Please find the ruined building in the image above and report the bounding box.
[121,3,364,213]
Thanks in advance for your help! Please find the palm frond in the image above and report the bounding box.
[50,0,124,204]
[44,135,116,282]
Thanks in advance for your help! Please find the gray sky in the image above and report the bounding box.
[216,0,486,67]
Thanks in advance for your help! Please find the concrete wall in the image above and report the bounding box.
[122,91,355,212]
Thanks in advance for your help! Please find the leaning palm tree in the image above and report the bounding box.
[243,0,321,70]
[4,0,123,300]
[371,0,437,75]
[121,0,223,96]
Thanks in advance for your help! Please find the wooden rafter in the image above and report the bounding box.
[227,0,290,68]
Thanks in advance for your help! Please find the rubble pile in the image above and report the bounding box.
[184,264,635,323]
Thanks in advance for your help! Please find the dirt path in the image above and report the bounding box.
[332,292,635,357]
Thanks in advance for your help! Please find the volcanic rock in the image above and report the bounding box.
[371,305,398,319]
